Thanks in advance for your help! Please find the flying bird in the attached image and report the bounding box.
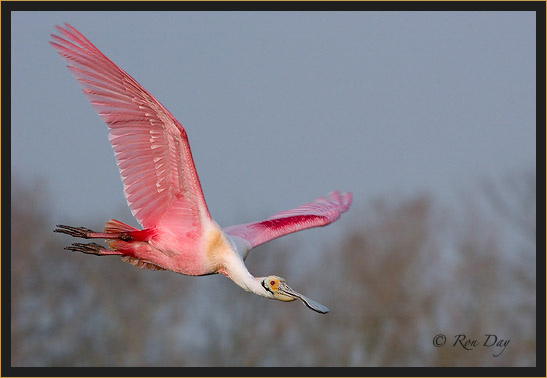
[51,24,352,314]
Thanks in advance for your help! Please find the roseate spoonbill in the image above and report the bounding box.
[50,24,352,314]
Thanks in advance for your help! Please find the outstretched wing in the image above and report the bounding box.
[50,24,210,234]
[224,191,352,255]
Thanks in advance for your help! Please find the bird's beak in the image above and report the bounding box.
[277,282,330,314]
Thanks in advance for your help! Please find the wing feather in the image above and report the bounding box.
[50,24,210,233]
[224,191,352,253]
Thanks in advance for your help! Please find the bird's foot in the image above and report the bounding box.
[64,242,120,256]
[54,225,95,238]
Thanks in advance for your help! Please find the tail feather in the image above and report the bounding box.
[104,219,139,233]
[103,220,164,271]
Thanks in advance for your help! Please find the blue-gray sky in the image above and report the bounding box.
[12,11,536,233]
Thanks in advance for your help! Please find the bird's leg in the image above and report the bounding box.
[54,224,123,240]
[64,242,122,256]
[55,225,143,257]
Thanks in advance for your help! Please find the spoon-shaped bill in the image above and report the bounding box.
[278,282,330,314]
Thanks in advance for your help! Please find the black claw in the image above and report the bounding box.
[64,242,105,255]
[54,225,95,238]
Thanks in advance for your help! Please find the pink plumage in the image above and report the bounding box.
[224,191,352,251]
[52,24,352,313]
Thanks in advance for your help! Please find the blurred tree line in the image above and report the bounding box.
[10,169,535,366]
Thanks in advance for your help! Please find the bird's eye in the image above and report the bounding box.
[270,280,276,286]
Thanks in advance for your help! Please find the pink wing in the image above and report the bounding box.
[50,24,210,232]
[224,191,352,252]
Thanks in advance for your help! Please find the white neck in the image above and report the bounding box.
[222,252,270,298]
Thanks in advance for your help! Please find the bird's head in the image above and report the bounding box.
[260,275,329,314]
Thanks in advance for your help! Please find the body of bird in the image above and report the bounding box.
[51,24,352,313]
